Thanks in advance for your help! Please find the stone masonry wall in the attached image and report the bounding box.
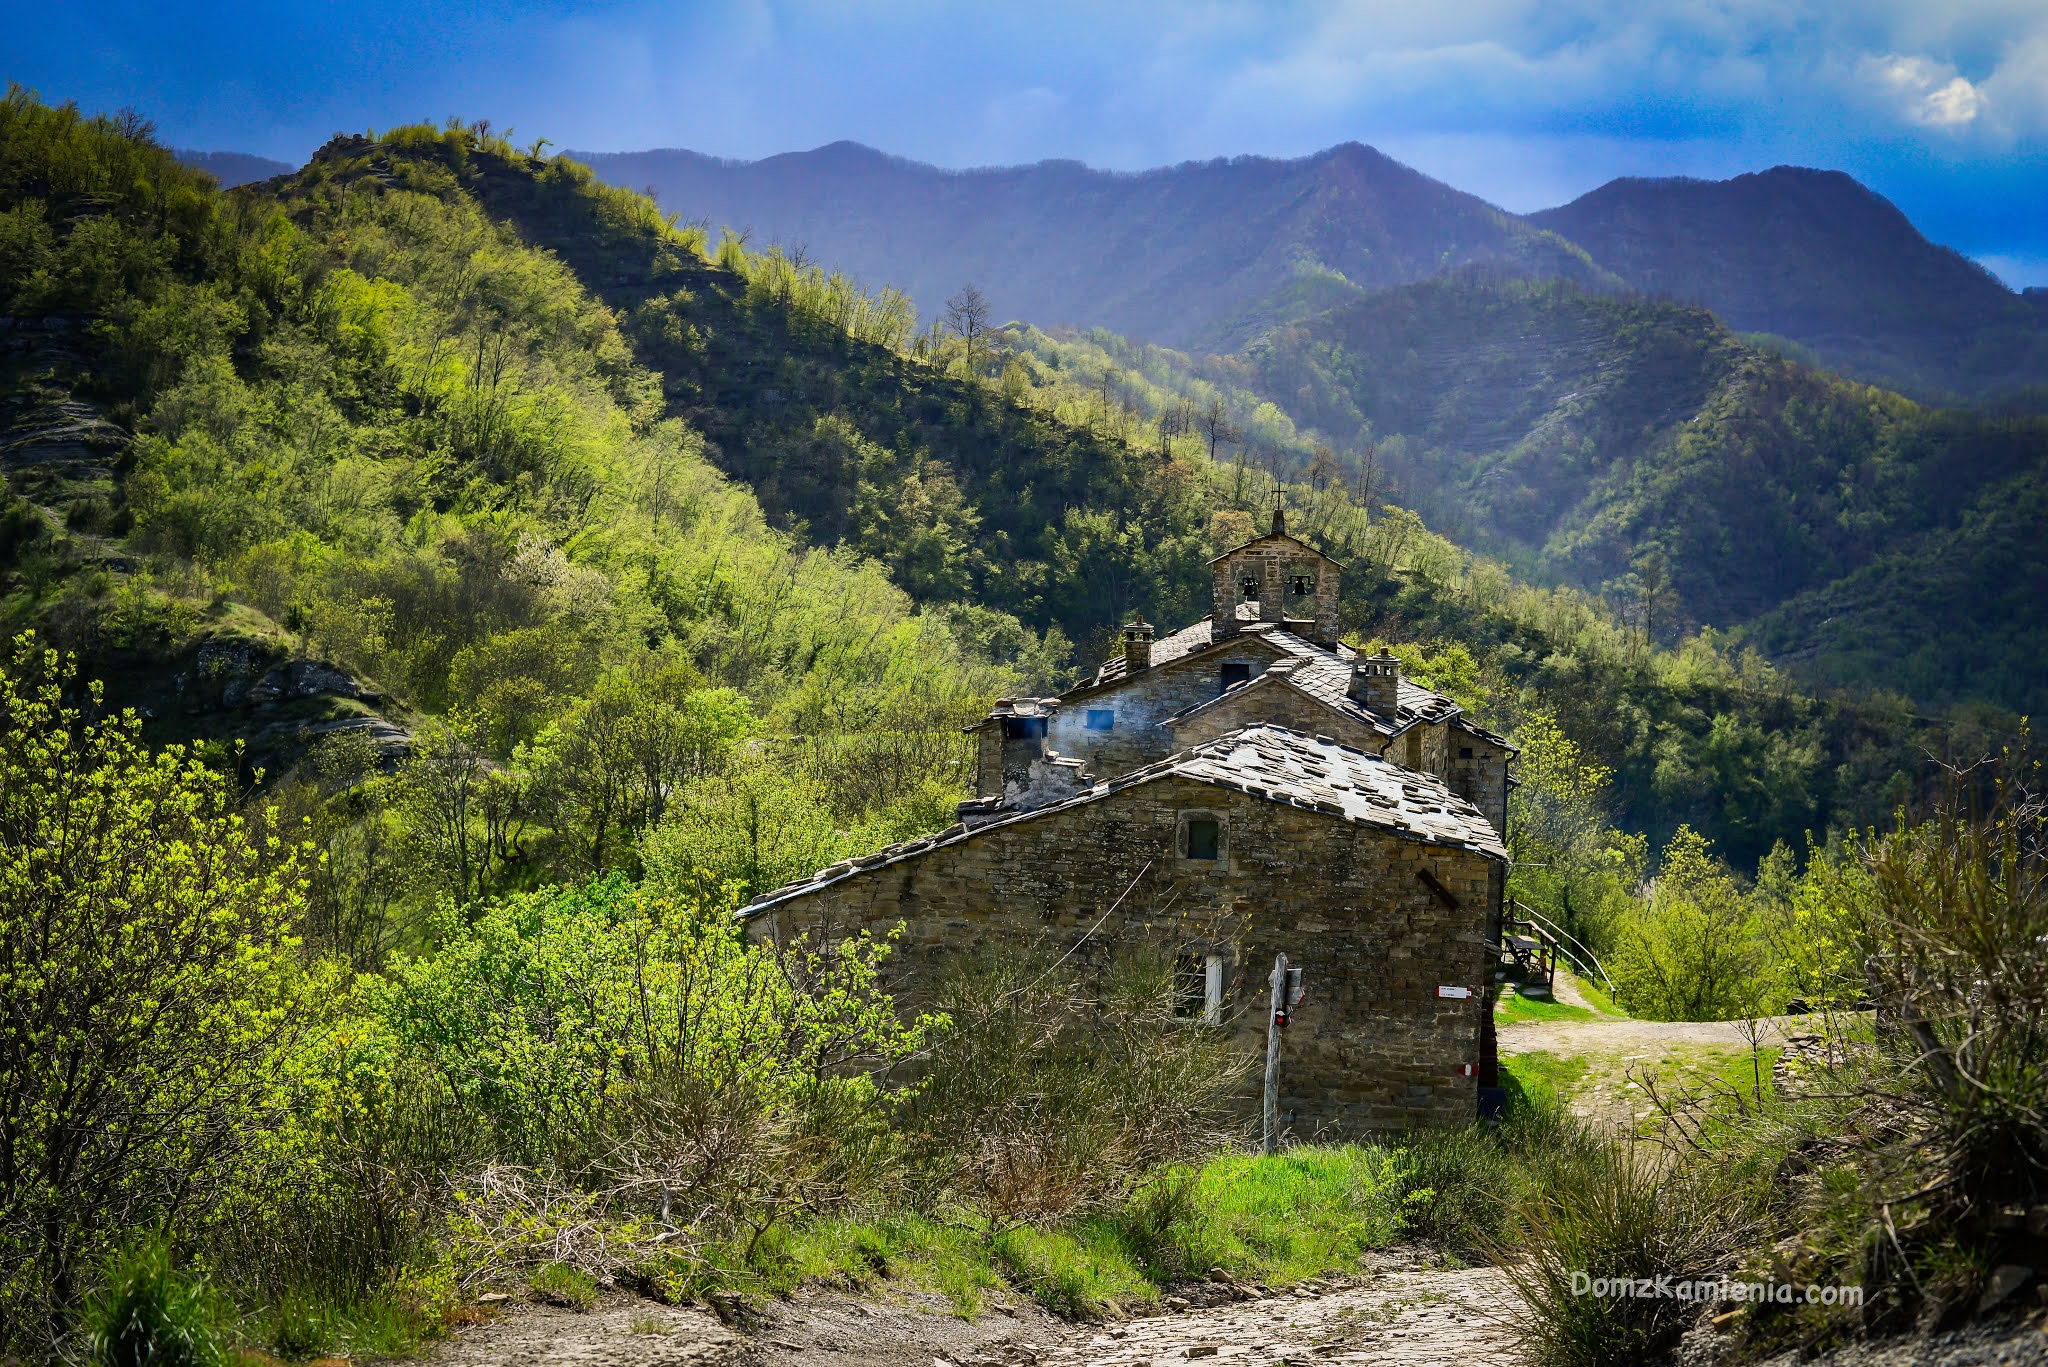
[746,775,1499,1133]
[1048,640,1283,778]
[1167,679,1384,755]
[1443,732,1510,839]
[1211,537,1339,645]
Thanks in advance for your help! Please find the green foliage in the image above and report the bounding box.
[0,639,315,1341]
[1118,1147,1409,1286]
[86,1241,226,1367]
[379,874,929,1233]
[529,1261,601,1311]
[1500,1142,1766,1367]
[1609,827,1773,1020]
[904,947,1252,1229]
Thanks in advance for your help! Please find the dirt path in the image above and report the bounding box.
[1497,1013,1788,1056]
[417,1253,1525,1367]
[1039,1257,1519,1367]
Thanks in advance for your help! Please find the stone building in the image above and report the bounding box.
[740,511,1516,1133]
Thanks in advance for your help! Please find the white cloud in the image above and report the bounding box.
[1868,53,1985,129]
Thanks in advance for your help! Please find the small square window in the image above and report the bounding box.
[1085,708,1115,731]
[1186,817,1220,860]
[1459,746,1474,759]
[1220,662,1252,693]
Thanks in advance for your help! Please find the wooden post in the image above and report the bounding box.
[1262,952,1287,1155]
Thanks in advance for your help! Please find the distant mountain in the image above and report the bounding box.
[1530,169,2048,404]
[579,143,2046,406]
[174,149,294,186]
[574,141,1610,350]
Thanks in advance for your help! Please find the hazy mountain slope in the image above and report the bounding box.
[576,140,1609,349]
[174,148,294,185]
[1214,271,2048,707]
[1530,168,2048,403]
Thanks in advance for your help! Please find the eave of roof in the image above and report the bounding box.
[1205,529,1344,567]
[736,723,1506,919]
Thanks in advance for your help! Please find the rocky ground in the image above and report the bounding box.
[415,1252,1523,1367]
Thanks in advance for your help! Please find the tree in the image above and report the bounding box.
[0,638,312,1341]
[944,283,992,372]
[1197,397,1239,464]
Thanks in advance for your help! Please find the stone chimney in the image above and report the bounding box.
[1349,648,1401,716]
[1121,619,1154,672]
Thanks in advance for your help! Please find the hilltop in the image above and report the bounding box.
[577,140,1610,352]
[578,141,2046,406]
[1531,167,2048,404]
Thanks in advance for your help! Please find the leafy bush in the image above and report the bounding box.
[0,640,314,1344]
[379,875,930,1246]
[1610,826,1773,1020]
[1499,1143,1765,1367]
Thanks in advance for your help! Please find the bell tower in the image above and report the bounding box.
[1209,498,1341,647]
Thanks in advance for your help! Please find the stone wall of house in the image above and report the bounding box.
[1166,679,1384,755]
[746,774,1500,1133]
[1048,640,1284,778]
[1444,729,1510,838]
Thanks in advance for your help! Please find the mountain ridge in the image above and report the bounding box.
[576,139,2042,404]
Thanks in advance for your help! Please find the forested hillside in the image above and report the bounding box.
[579,140,1609,351]
[1002,274,2048,717]
[1531,168,2048,405]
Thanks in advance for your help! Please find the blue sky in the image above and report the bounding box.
[10,0,2047,286]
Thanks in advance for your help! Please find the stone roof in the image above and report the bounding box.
[1083,613,1465,738]
[1205,527,1344,567]
[737,723,1507,918]
[1160,659,1392,738]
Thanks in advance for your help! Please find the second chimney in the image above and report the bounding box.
[1121,618,1155,672]
[1349,647,1401,715]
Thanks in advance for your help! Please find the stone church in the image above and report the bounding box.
[740,511,1514,1133]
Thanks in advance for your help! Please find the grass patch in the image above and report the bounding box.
[1123,1147,1409,1286]
[237,1287,423,1361]
[529,1262,600,1311]
[621,1122,1609,1327]
[1500,1051,1588,1111]
[992,1223,1157,1320]
[1564,971,1625,1017]
[1495,991,1599,1026]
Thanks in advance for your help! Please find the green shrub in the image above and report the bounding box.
[1498,1143,1763,1367]
[86,1241,224,1367]
[904,946,1252,1229]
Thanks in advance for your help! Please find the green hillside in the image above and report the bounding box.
[0,90,2021,890]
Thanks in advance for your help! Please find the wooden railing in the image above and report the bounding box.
[1499,901,1614,995]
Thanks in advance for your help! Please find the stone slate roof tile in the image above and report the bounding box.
[738,723,1506,918]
